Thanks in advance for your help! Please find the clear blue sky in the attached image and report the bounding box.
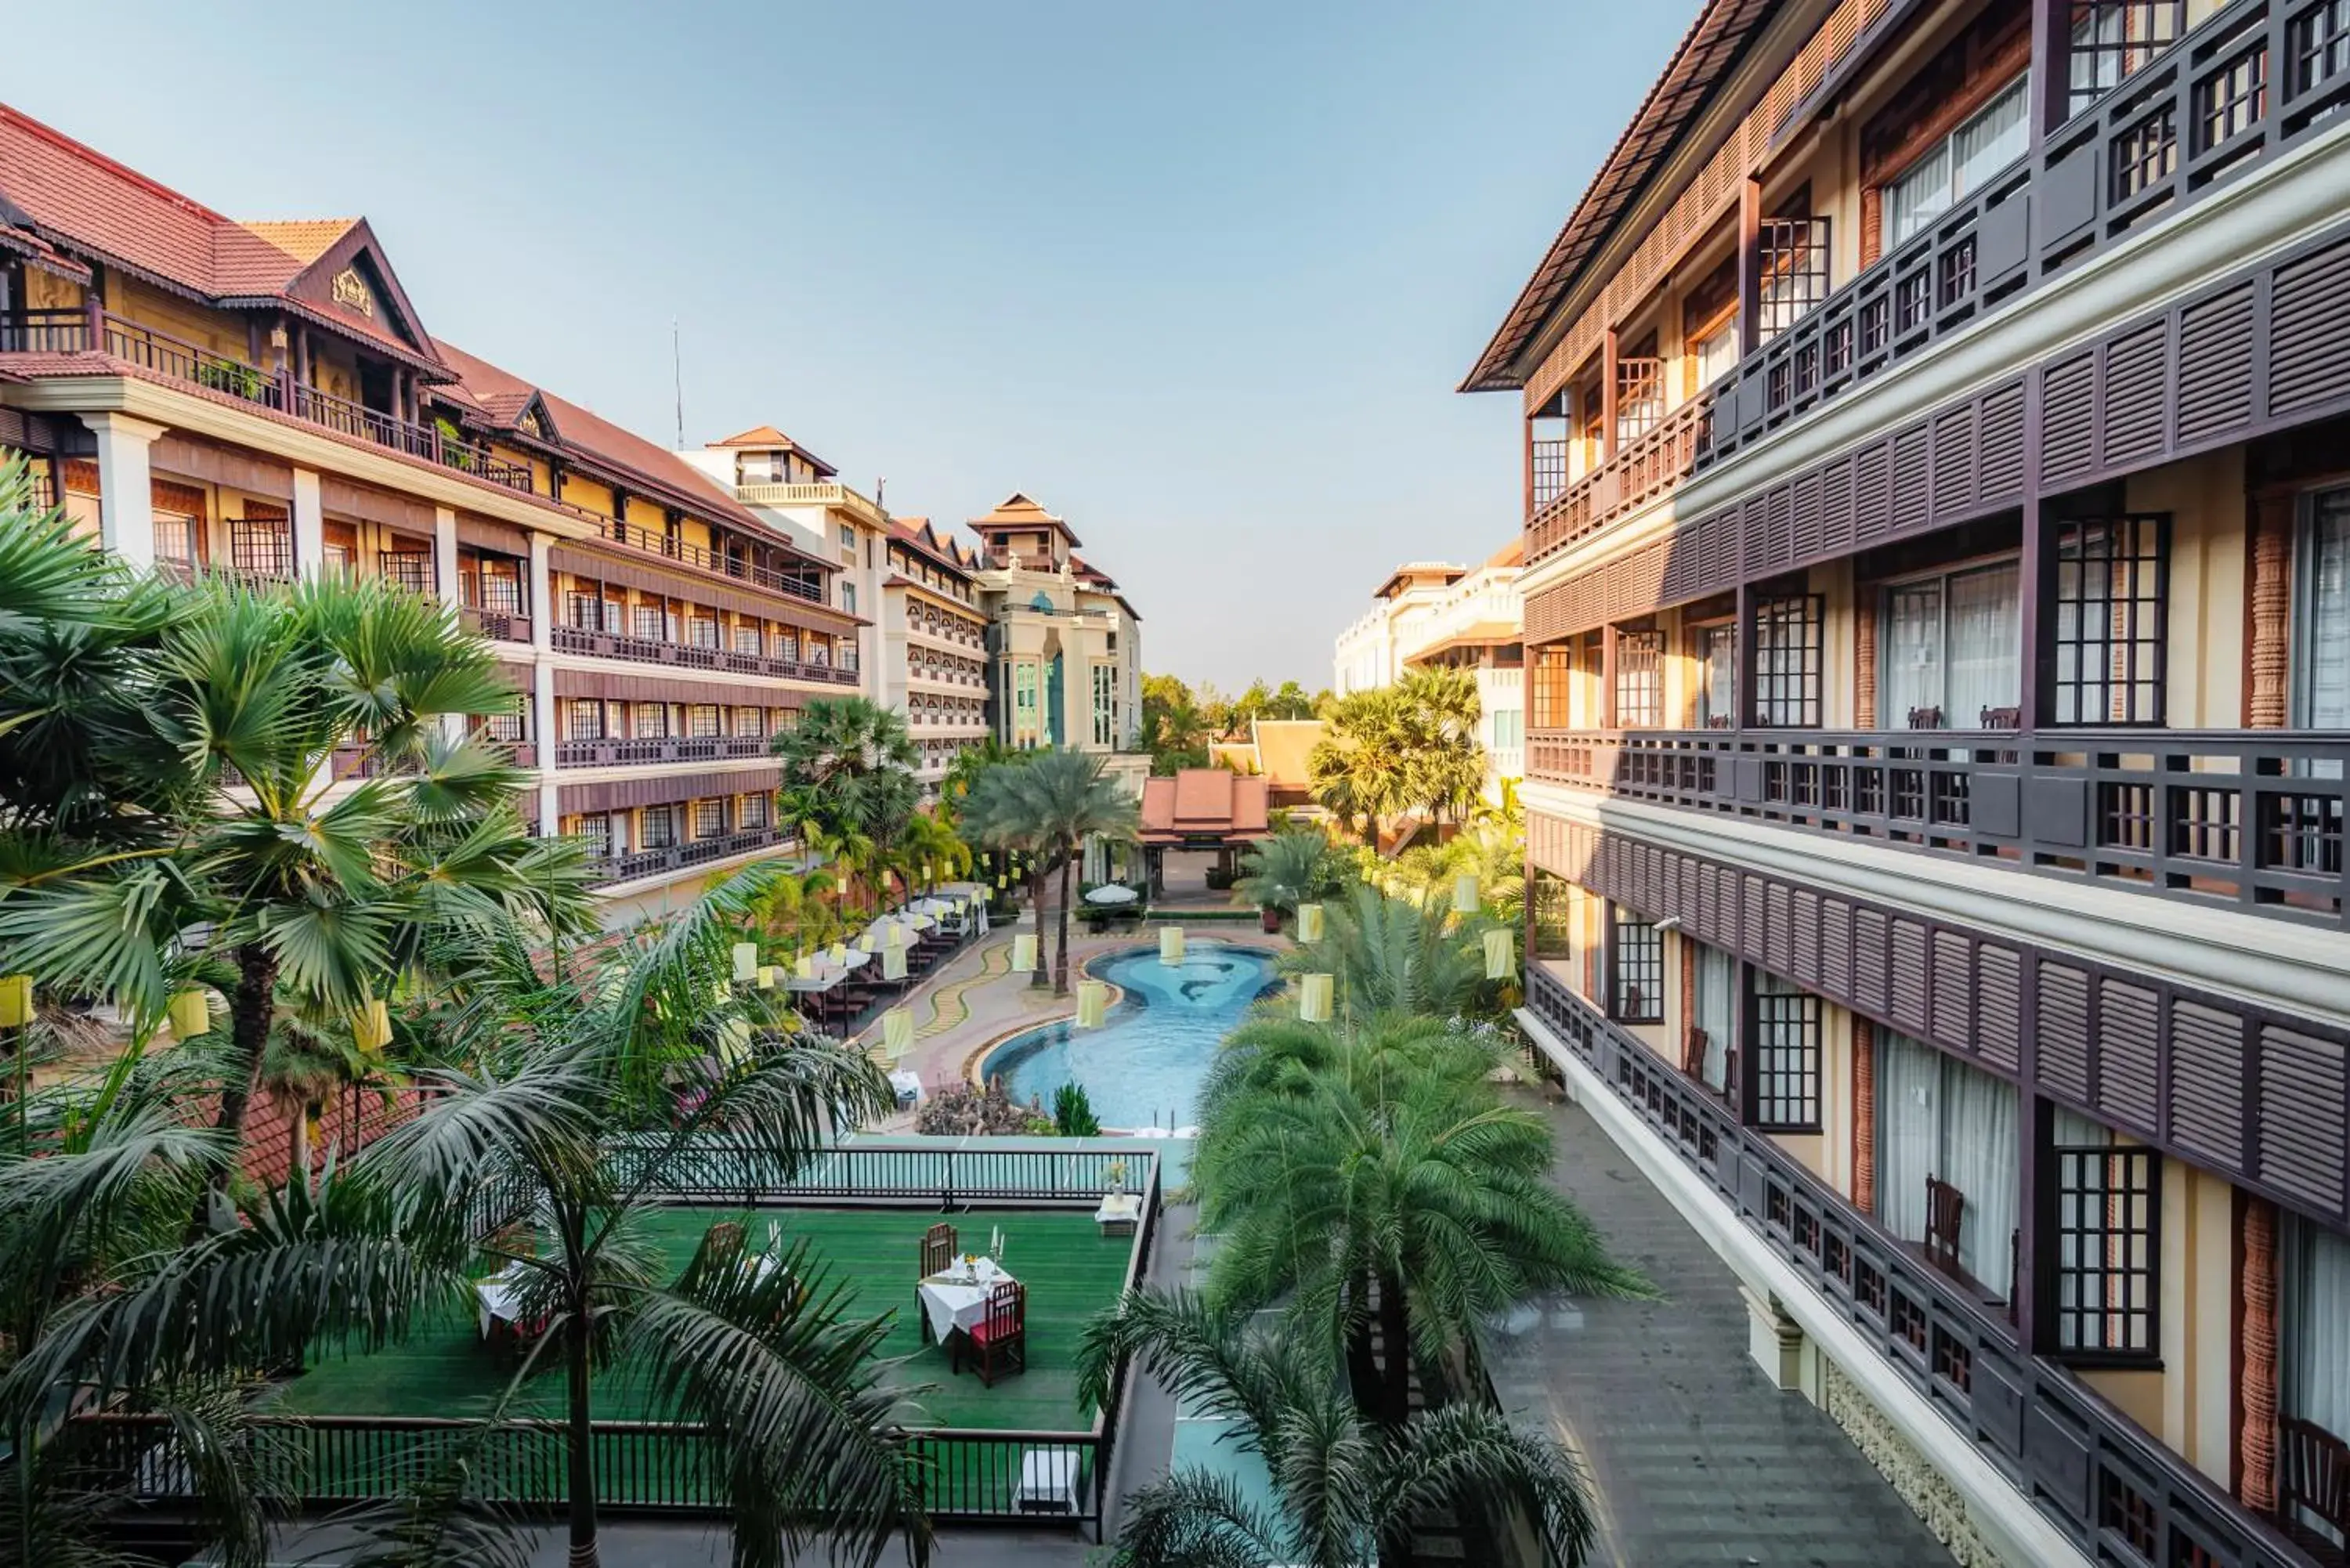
[15,1,1690,691]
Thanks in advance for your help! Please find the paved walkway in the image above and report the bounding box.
[1485,1093,1950,1568]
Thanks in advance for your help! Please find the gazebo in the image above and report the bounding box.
[1137,768,1272,894]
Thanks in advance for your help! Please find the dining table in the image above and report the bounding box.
[916,1255,1018,1345]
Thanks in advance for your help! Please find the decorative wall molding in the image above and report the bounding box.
[1825,1360,2008,1568]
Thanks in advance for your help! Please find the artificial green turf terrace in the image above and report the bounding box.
[270,1207,1137,1433]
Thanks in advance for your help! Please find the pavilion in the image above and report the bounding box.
[1136,768,1271,893]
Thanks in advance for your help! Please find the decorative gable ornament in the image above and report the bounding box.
[331,266,375,316]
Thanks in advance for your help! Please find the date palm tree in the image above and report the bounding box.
[989,750,1138,995]
[1077,1290,1596,1568]
[957,759,1050,988]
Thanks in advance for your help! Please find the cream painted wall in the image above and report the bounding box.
[2128,448,2247,729]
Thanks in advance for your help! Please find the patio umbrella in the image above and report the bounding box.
[1083,884,1141,906]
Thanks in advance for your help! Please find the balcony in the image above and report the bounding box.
[554,735,775,768]
[1527,398,1707,566]
[732,480,887,528]
[1528,726,2349,927]
[461,606,533,645]
[547,624,855,683]
[1520,968,2329,1568]
[587,826,786,887]
[0,310,534,491]
[578,515,826,605]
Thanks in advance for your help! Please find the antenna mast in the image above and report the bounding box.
[671,319,684,448]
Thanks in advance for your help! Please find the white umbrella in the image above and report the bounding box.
[1084,883,1141,906]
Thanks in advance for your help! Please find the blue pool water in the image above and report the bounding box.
[985,943,1281,1130]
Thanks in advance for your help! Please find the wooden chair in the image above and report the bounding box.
[953,1281,1028,1386]
[2278,1417,2350,1566]
[1923,1176,1965,1277]
[916,1223,956,1343]
[1680,1025,1708,1078]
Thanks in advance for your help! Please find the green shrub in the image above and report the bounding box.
[1052,1082,1103,1137]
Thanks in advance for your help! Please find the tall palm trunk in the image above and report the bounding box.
[1346,1269,1382,1418]
[193,943,277,1236]
[1376,1267,1412,1429]
[1054,840,1076,995]
[1026,865,1048,988]
[565,1233,599,1567]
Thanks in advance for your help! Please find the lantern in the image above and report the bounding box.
[795,953,815,978]
[1076,979,1108,1028]
[829,943,849,965]
[1484,927,1515,981]
[1296,903,1324,942]
[731,942,758,982]
[712,982,730,1006]
[996,873,1008,889]
[1160,927,1185,966]
[1452,873,1480,915]
[886,922,906,948]
[1013,933,1039,972]
[1300,972,1335,1024]
[882,1007,914,1056]
[924,862,935,883]
[0,974,31,1028]
[718,1016,753,1064]
[352,998,392,1051]
[857,931,877,952]
[882,944,907,981]
[757,966,778,989]
[166,988,211,1040]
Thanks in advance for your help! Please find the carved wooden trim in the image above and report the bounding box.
[1856,592,1879,731]
[1853,1016,1878,1216]
[2238,1194,2280,1511]
[2247,490,2294,728]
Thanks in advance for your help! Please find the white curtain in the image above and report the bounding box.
[1878,1030,2019,1296]
[1945,562,2022,726]
[2301,493,2350,728]
[1694,942,1734,1091]
[2286,1219,2350,1443]
[1882,584,1943,726]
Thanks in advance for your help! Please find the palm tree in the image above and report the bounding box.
[0,565,584,1219]
[771,697,919,854]
[1235,828,1347,927]
[935,736,1013,828]
[958,761,1050,988]
[1190,1010,1650,1427]
[1000,750,1138,995]
[12,867,929,1568]
[1281,884,1495,1023]
[897,809,971,896]
[1077,1290,1596,1568]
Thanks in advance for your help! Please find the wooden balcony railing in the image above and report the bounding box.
[587,826,787,885]
[1526,397,1708,565]
[461,606,532,644]
[1527,726,2350,927]
[586,515,826,605]
[554,734,773,768]
[548,624,854,683]
[1698,0,2350,470]
[1520,969,2331,1568]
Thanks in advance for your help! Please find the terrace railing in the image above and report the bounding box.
[584,514,828,605]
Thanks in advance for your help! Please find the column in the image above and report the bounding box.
[432,506,460,609]
[291,468,324,578]
[78,412,168,567]
[529,530,559,837]
[1600,329,1622,464]
[1600,625,1620,731]
[1737,176,1763,354]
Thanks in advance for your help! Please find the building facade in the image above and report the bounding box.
[1335,547,1528,795]
[0,103,862,924]
[1466,0,2350,1563]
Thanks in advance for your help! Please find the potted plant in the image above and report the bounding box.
[1102,1158,1129,1196]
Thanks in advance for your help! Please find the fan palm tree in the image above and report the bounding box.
[996,750,1138,995]
[935,736,1013,828]
[771,697,919,855]
[12,865,928,1568]
[1076,1290,1596,1568]
[897,809,971,896]
[1235,828,1347,925]
[0,565,588,1221]
[1280,884,1495,1023]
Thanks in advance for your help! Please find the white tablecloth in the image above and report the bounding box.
[476,1266,530,1337]
[1094,1193,1142,1233]
[917,1256,1016,1342]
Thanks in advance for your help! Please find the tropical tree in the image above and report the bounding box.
[1279,884,1501,1024]
[956,761,1050,987]
[9,866,929,1568]
[935,736,1013,827]
[1307,670,1487,851]
[1139,674,1212,775]
[997,750,1139,995]
[1235,828,1348,924]
[1077,1290,1596,1568]
[898,809,971,896]
[771,696,920,855]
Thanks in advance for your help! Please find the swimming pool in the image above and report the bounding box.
[984,942,1282,1131]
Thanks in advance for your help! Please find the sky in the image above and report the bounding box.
[10,1,1693,691]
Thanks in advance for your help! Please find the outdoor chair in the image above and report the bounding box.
[1923,1176,1965,1277]
[917,1223,956,1342]
[2279,1417,2350,1566]
[953,1281,1028,1386]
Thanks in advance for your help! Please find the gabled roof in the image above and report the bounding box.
[1458,0,1781,393]
[1485,538,1526,570]
[709,424,837,476]
[0,105,444,367]
[886,515,978,580]
[971,490,1083,547]
[1374,562,1466,600]
[1138,768,1271,844]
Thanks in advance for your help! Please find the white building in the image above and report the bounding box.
[1331,544,1525,794]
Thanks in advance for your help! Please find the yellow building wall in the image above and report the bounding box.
[114,278,250,359]
[2129,448,2247,729]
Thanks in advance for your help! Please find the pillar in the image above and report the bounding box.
[1600,329,1622,463]
[1600,625,1620,731]
[291,468,324,579]
[1737,176,1763,354]
[528,530,559,838]
[2239,1195,2280,1510]
[2247,491,2294,728]
[432,505,460,609]
[78,412,168,567]
[1852,1017,1877,1214]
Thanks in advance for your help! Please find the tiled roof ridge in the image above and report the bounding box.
[0,103,232,229]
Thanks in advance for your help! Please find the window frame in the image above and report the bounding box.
[1748,973,1823,1132]
[2048,1130,2164,1367]
[1882,74,2030,248]
[1607,908,1665,1024]
[1751,594,1824,728]
[1877,552,2024,730]
[2052,514,2169,725]
[1614,630,1665,728]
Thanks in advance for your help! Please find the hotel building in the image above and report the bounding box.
[1334,545,1528,793]
[0,103,862,923]
[1465,0,2350,1562]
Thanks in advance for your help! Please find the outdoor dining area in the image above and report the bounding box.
[780,883,992,1035]
[916,1221,1029,1387]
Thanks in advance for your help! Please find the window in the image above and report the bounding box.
[841,582,858,616]
[639,806,676,851]
[2282,1216,2350,1528]
[1881,561,2021,729]
[688,704,721,738]
[739,793,769,829]
[838,522,855,552]
[734,625,762,656]
[1614,631,1663,728]
[1694,623,1737,728]
[1877,1030,2019,1297]
[2070,0,2186,114]
[841,640,859,673]
[1884,77,2029,247]
[1690,941,1734,1092]
[1752,595,1823,727]
[2050,1111,2160,1362]
[566,699,605,740]
[805,637,830,667]
[153,511,198,566]
[1014,663,1040,744]
[1691,319,1741,391]
[479,710,525,743]
[776,630,799,664]
[633,604,666,641]
[381,550,431,594]
[734,706,764,738]
[230,517,295,580]
[2055,515,2167,724]
[567,592,606,631]
[575,812,612,862]
[1609,909,1662,1023]
[1092,663,1117,747]
[1531,645,1573,729]
[692,798,727,838]
[1750,974,1821,1130]
[475,558,522,615]
[1490,707,1524,750]
[2296,490,2350,728]
[634,703,669,738]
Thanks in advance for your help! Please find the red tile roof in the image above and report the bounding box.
[887,515,979,578]
[708,424,837,476]
[971,490,1083,547]
[1139,768,1271,843]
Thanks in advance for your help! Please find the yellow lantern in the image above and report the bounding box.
[882,1007,914,1056]
[166,988,211,1040]
[882,944,908,981]
[712,982,730,1006]
[857,931,877,953]
[757,966,778,990]
[0,974,31,1028]
[1076,979,1108,1028]
[886,922,907,948]
[718,1016,753,1064]
[1452,873,1480,915]
[924,862,935,883]
[352,998,392,1051]
[996,873,1008,889]
[795,954,815,978]
[1296,903,1324,942]
[1300,972,1335,1024]
[829,943,849,965]
[1160,927,1185,965]
[731,941,759,982]
[1013,933,1039,972]
[1484,927,1516,981]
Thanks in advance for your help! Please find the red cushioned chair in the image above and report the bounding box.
[953,1281,1027,1386]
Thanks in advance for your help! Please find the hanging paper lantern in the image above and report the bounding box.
[882,944,908,981]
[996,873,1008,889]
[352,998,393,1050]
[1484,927,1516,981]
[731,942,758,982]
[1076,979,1108,1028]
[857,931,877,952]
[1160,927,1185,965]
[1452,873,1480,915]
[1296,903,1324,942]
[711,982,730,1006]
[1300,972,1335,1024]
[882,1007,914,1055]
[166,988,211,1040]
[1013,933,1039,972]
[886,922,907,948]
[718,1016,752,1064]
[924,862,935,883]
[757,966,778,990]
[830,942,849,964]
[795,953,816,978]
[0,974,31,1028]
